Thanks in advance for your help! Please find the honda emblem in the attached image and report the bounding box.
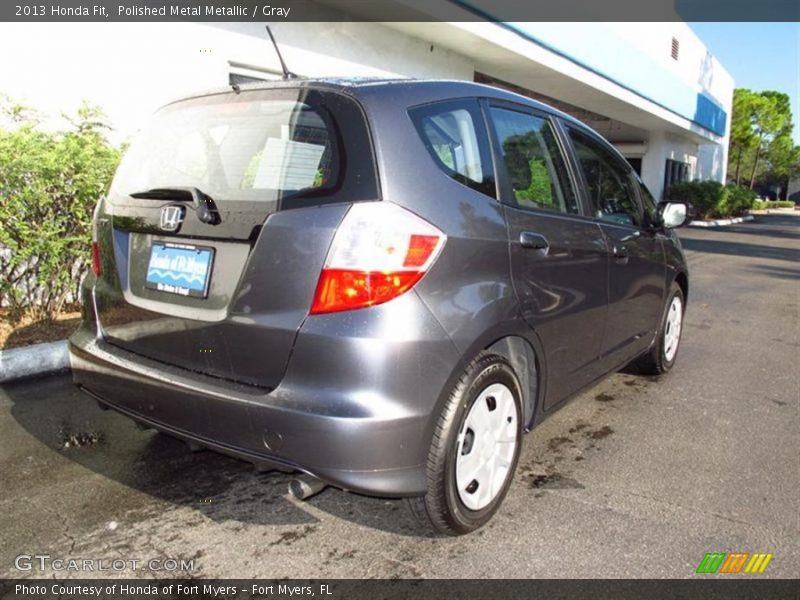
[160,205,185,232]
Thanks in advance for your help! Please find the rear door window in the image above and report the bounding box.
[489,106,579,214]
[409,100,496,198]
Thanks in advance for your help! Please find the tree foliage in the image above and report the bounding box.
[501,131,558,208]
[515,159,554,206]
[727,88,799,195]
[0,98,121,322]
[728,89,760,184]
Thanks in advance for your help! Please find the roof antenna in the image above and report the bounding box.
[266,26,298,80]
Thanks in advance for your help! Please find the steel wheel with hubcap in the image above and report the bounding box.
[408,353,524,535]
[455,382,518,511]
[663,295,683,362]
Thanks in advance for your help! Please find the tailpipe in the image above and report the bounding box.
[288,475,327,500]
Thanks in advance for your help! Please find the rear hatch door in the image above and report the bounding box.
[94,86,377,388]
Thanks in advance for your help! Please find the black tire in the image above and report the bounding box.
[636,281,685,375]
[408,353,523,535]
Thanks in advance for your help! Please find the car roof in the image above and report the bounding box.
[166,77,588,131]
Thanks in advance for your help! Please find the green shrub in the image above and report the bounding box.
[752,200,795,210]
[719,185,757,217]
[0,99,121,322]
[665,180,723,219]
[665,180,756,219]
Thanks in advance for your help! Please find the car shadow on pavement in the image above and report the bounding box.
[679,236,800,264]
[750,264,800,281]
[2,374,432,537]
[724,214,800,240]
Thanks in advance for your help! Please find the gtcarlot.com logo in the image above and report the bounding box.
[696,552,773,574]
[15,554,196,572]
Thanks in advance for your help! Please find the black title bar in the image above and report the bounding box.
[1,579,798,600]
[1,0,799,22]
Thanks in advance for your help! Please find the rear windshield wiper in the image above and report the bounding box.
[129,187,221,225]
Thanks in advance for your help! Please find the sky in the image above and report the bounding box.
[689,22,800,144]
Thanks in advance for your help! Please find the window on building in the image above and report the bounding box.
[228,62,281,87]
[489,107,578,214]
[671,37,680,61]
[664,159,690,196]
[230,73,267,86]
[568,128,642,227]
[626,157,643,176]
[409,99,496,198]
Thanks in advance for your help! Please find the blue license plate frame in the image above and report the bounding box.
[145,242,215,299]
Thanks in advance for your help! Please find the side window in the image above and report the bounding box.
[489,107,579,214]
[409,100,496,198]
[568,128,642,227]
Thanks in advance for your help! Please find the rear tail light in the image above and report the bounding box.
[91,199,103,276]
[310,203,446,315]
[91,242,101,276]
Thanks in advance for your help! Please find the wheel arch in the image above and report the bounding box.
[423,321,547,459]
[675,270,689,304]
[485,335,541,431]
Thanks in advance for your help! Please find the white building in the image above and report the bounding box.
[0,13,733,200]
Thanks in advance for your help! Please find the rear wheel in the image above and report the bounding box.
[636,281,685,375]
[408,353,523,535]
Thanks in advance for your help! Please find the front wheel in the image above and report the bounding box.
[408,353,523,535]
[636,281,685,375]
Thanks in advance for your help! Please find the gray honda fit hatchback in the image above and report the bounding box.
[69,79,689,534]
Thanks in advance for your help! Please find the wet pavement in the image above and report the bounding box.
[1,213,798,578]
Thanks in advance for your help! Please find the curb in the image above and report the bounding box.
[688,215,755,228]
[0,340,70,383]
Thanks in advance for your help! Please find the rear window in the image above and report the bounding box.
[110,88,377,209]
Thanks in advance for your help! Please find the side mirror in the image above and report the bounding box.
[658,202,689,229]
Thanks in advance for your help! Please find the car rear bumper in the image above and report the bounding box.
[68,293,461,498]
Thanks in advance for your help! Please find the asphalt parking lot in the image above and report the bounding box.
[1,213,798,579]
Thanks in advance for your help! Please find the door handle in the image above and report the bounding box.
[613,244,629,261]
[520,232,549,252]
